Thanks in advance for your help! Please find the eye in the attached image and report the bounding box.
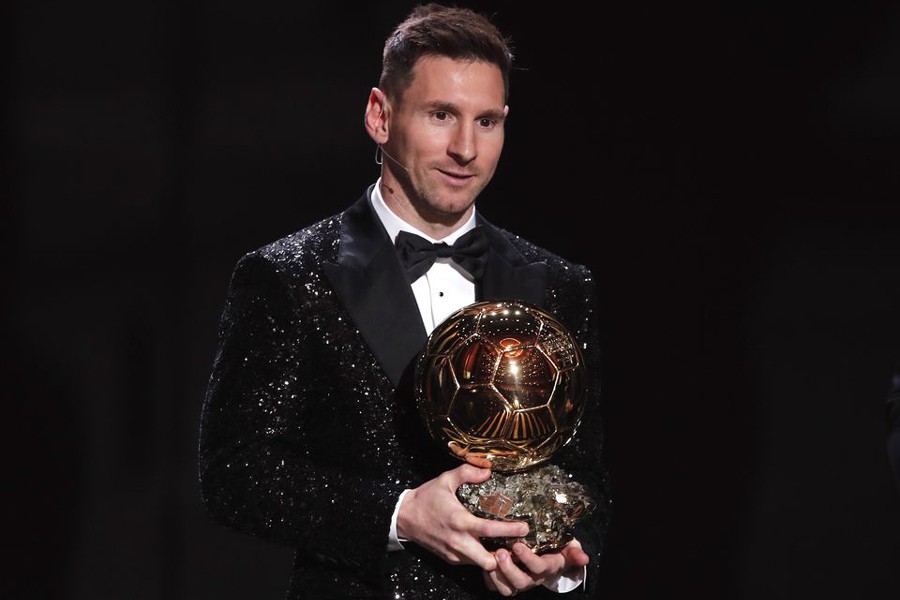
[478,117,497,129]
[433,111,451,121]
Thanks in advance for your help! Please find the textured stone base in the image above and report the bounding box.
[456,463,595,554]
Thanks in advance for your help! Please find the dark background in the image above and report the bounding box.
[5,1,900,598]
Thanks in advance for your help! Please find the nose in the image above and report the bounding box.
[447,123,476,164]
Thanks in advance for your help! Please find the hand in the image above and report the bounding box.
[397,463,530,571]
[482,538,589,596]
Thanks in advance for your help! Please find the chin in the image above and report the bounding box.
[434,199,476,218]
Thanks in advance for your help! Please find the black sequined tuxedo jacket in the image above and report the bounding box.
[199,187,611,599]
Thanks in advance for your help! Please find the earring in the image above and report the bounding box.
[374,145,383,165]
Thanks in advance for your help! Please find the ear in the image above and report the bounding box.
[364,87,390,144]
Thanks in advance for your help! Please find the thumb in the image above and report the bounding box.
[562,539,590,567]
[448,462,492,488]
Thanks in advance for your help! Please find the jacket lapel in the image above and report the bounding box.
[477,216,549,308]
[323,189,427,388]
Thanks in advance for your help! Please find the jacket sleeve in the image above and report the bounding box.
[198,252,404,583]
[546,269,613,597]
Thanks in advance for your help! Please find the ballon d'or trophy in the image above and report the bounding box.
[415,300,596,554]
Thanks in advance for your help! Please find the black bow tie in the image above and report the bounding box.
[395,226,490,282]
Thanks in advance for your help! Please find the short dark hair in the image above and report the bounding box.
[379,3,514,104]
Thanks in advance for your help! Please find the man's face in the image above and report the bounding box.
[385,55,508,221]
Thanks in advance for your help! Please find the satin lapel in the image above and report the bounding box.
[478,218,550,308]
[323,190,427,388]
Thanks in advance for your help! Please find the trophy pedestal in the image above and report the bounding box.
[456,463,595,554]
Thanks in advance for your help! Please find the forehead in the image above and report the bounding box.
[400,55,506,109]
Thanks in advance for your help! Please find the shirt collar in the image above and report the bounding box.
[371,177,477,245]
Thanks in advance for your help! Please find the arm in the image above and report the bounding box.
[561,272,613,570]
[198,253,405,581]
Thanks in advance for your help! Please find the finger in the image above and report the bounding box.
[559,538,590,569]
[481,569,499,593]
[486,570,519,597]
[511,542,564,577]
[485,570,518,597]
[435,514,499,570]
[453,534,501,571]
[494,548,533,594]
[440,508,514,571]
[471,515,529,540]
[446,462,492,488]
[447,499,529,541]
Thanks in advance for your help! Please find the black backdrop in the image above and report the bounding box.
[5,1,900,598]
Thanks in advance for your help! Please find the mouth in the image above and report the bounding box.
[437,169,476,184]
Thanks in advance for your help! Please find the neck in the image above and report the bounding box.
[379,176,473,240]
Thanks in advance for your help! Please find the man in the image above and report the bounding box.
[199,4,611,598]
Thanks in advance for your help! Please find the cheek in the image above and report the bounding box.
[419,131,453,155]
[400,135,442,167]
[481,136,505,164]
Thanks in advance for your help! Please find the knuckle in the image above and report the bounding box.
[448,512,468,531]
